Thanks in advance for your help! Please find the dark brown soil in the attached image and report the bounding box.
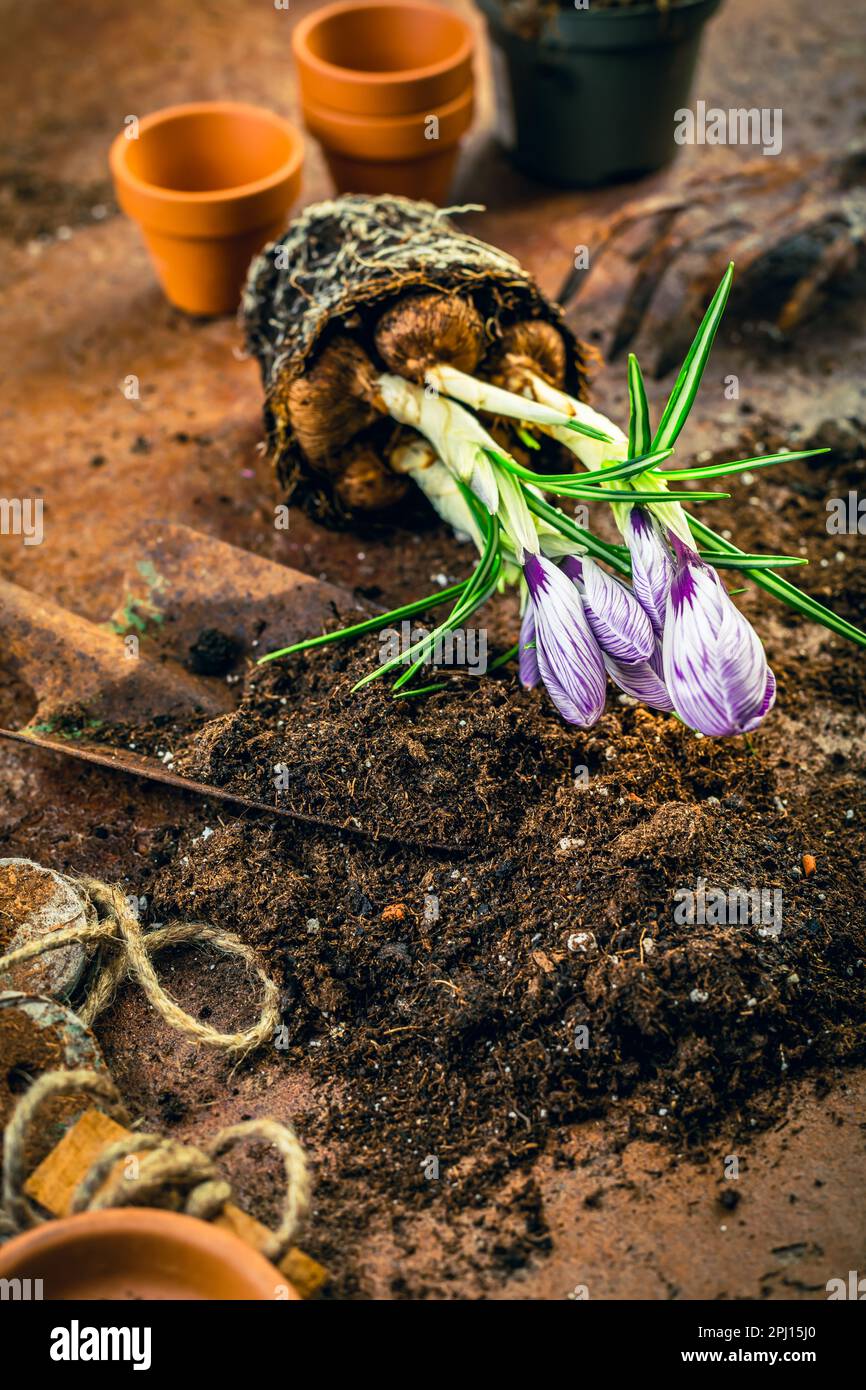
[59,416,865,1296]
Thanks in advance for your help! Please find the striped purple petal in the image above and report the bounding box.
[524,554,607,727]
[662,540,775,737]
[623,506,675,636]
[758,667,777,719]
[604,638,674,712]
[519,604,540,688]
[562,556,654,665]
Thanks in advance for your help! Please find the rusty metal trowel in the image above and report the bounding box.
[0,523,373,834]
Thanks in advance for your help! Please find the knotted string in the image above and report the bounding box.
[0,873,281,1055]
[1,1069,309,1262]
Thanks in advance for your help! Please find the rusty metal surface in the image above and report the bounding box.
[109,521,367,662]
[0,521,383,833]
[0,573,232,725]
[0,0,864,1299]
[0,523,363,728]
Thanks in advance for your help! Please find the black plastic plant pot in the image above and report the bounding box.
[477,0,724,187]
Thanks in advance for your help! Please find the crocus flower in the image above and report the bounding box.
[561,556,654,665]
[663,536,776,736]
[523,554,606,726]
[623,506,674,636]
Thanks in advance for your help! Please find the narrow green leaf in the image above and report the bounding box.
[484,443,673,490]
[564,487,729,503]
[258,581,467,664]
[652,263,734,452]
[391,571,502,692]
[627,353,651,458]
[562,418,615,443]
[658,447,830,481]
[482,447,723,501]
[353,522,500,691]
[697,552,808,570]
[489,642,519,671]
[460,514,500,602]
[454,474,494,538]
[492,459,539,557]
[393,683,448,700]
[516,426,541,451]
[570,447,675,485]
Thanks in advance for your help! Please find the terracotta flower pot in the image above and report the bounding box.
[110,102,304,316]
[0,1208,299,1300]
[293,0,474,114]
[293,0,475,201]
[303,86,474,202]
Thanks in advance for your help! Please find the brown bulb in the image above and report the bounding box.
[496,320,567,387]
[375,292,485,383]
[287,337,381,464]
[333,444,411,512]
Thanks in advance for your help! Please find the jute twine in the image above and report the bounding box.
[1,1069,310,1261]
[0,874,281,1055]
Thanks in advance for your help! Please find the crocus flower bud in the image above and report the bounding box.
[662,536,776,736]
[623,506,674,636]
[562,556,654,665]
[523,554,606,726]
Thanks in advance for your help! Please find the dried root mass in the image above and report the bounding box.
[242,194,592,524]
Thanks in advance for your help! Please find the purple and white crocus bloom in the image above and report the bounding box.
[518,602,540,689]
[560,556,653,665]
[604,638,674,713]
[622,505,674,637]
[567,550,675,711]
[619,506,775,735]
[521,554,606,726]
[520,552,672,719]
[559,554,673,712]
[662,534,776,737]
[520,513,775,736]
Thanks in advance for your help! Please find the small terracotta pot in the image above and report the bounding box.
[0,1208,299,1300]
[293,0,474,201]
[110,102,304,316]
[304,86,474,201]
[293,0,474,116]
